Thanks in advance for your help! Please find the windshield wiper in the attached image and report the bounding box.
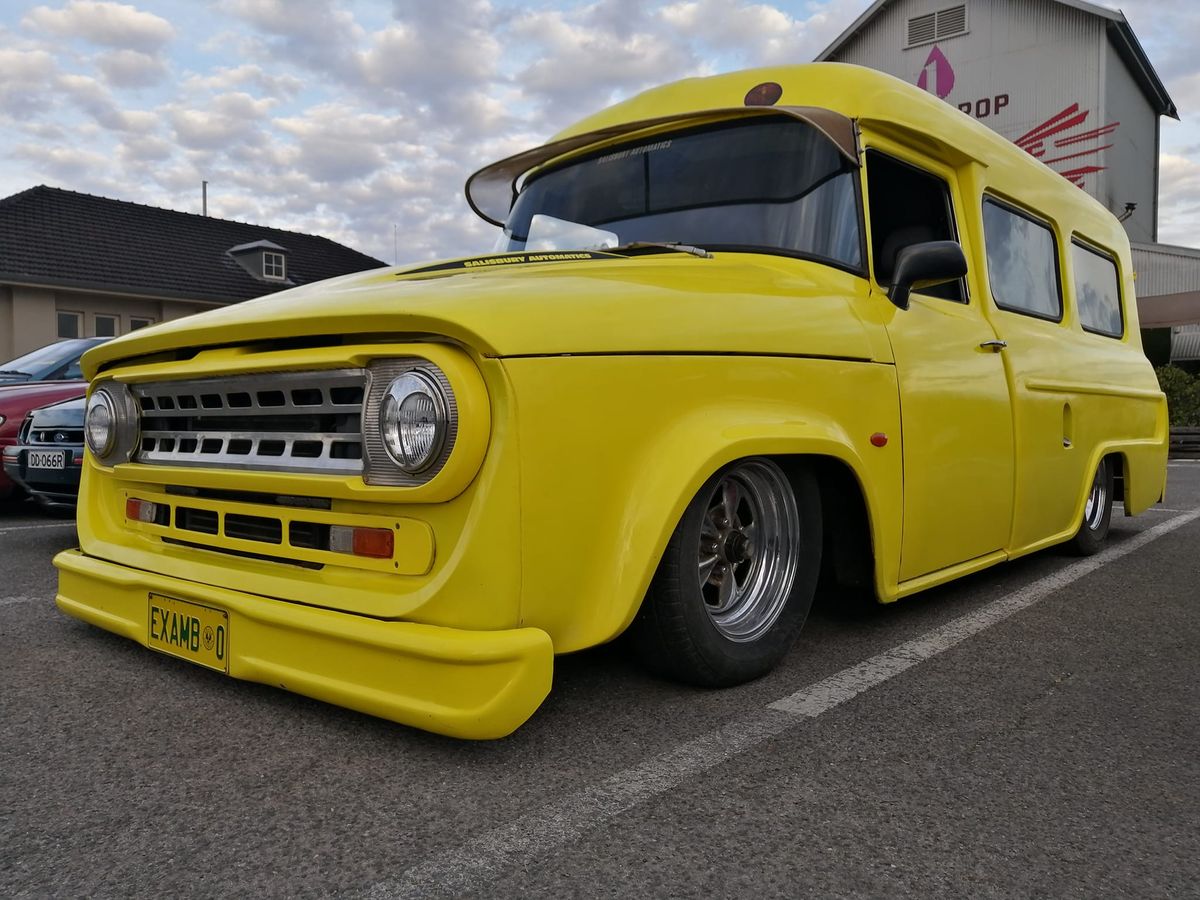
[0,370,33,378]
[610,241,713,259]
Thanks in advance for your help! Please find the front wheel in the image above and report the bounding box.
[629,458,822,687]
[1068,457,1114,556]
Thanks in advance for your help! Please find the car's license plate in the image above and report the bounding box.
[27,450,65,469]
[148,594,229,672]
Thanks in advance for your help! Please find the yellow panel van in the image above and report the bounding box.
[56,64,1168,738]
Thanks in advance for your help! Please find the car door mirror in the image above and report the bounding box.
[887,240,968,310]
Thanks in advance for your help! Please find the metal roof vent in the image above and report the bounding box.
[907,5,968,48]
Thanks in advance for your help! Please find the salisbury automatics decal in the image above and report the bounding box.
[400,250,621,277]
[916,44,1119,190]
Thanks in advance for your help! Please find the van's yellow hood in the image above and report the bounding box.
[83,253,880,378]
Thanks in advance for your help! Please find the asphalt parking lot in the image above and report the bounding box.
[2,464,1198,899]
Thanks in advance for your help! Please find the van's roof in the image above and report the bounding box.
[467,63,1125,254]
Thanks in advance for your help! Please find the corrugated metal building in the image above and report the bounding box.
[818,0,1200,360]
[1132,243,1200,360]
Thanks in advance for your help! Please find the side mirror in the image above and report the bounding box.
[887,240,968,310]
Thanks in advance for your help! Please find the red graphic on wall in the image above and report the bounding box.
[917,45,955,99]
[1013,103,1119,188]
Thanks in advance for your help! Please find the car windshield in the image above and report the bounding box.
[0,338,103,381]
[494,116,863,270]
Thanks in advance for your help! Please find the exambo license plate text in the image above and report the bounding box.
[147,594,229,672]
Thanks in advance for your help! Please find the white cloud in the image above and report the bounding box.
[56,71,148,130]
[0,0,1196,266]
[184,63,303,100]
[0,46,60,117]
[22,0,174,52]
[166,92,274,150]
[218,0,364,84]
[95,48,166,87]
[511,7,698,121]
[1158,153,1200,246]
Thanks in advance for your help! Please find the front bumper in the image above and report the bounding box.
[4,447,82,508]
[54,549,554,739]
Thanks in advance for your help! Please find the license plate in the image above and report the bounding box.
[148,594,229,673]
[28,449,65,469]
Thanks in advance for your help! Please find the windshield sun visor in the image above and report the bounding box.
[465,106,860,227]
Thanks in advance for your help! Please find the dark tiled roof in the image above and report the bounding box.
[0,186,387,304]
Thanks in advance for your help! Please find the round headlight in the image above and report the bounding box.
[84,381,139,464]
[381,371,448,473]
[85,390,117,458]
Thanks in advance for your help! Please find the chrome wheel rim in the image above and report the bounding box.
[1083,462,1108,531]
[696,460,800,643]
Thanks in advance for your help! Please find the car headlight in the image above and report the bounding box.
[363,360,458,486]
[85,381,139,464]
[381,371,448,473]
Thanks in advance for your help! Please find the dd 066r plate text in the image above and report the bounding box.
[148,594,229,673]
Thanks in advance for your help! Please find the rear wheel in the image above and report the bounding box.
[1069,457,1114,556]
[629,458,822,686]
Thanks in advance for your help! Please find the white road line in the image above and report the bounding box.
[772,507,1200,715]
[0,522,75,535]
[363,506,1200,900]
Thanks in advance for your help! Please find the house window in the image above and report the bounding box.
[57,311,82,339]
[95,314,119,337]
[263,252,286,280]
[130,317,155,331]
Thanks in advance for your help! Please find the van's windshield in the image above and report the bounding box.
[494,116,863,271]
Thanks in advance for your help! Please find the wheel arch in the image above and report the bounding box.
[592,431,894,651]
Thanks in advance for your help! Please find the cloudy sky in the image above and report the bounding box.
[0,0,1197,264]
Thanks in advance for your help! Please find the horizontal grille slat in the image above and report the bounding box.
[133,370,365,475]
[31,429,84,445]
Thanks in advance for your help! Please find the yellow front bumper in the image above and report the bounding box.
[54,549,554,739]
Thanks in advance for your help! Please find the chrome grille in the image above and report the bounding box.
[133,370,366,475]
[31,428,84,446]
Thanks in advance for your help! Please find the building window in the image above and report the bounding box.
[263,252,286,280]
[95,314,119,337]
[130,317,155,331]
[982,197,1063,322]
[57,311,82,339]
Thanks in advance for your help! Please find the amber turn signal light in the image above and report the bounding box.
[329,525,394,559]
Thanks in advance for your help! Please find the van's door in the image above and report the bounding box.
[865,150,1015,582]
[975,197,1091,552]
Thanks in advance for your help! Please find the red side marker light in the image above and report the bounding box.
[870,433,889,447]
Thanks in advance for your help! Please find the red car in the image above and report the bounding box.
[0,338,109,501]
[0,382,94,499]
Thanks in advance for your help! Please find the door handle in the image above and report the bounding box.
[980,340,1008,351]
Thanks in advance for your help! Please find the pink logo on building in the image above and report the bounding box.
[917,45,955,99]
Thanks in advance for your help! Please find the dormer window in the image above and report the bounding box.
[227,239,291,285]
[263,251,286,280]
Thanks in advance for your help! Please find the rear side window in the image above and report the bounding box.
[982,198,1062,321]
[1072,241,1123,338]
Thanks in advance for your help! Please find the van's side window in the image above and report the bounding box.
[981,198,1063,321]
[865,150,965,302]
[1072,241,1124,338]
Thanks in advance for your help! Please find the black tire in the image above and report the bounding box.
[1068,456,1114,556]
[628,457,822,687]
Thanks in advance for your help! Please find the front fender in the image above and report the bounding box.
[504,354,903,652]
